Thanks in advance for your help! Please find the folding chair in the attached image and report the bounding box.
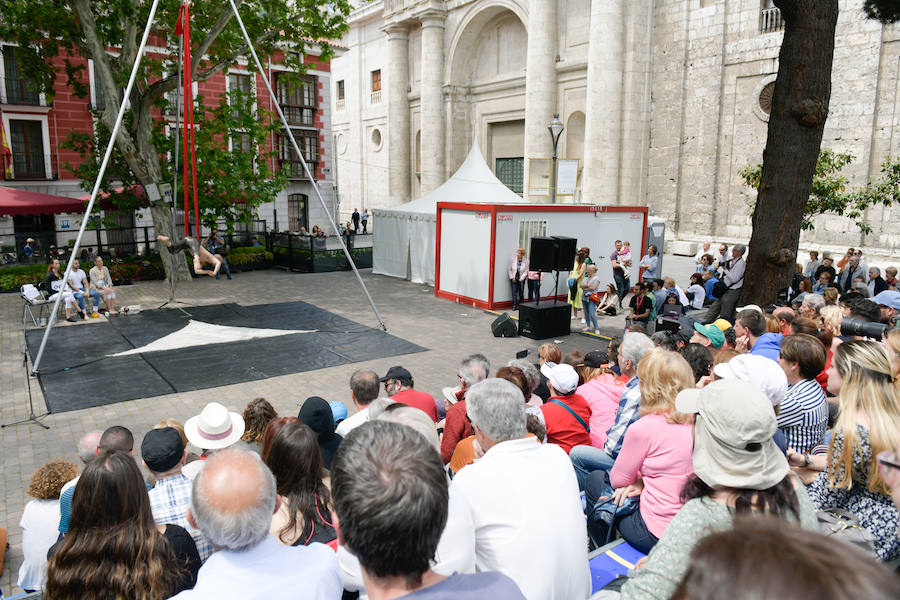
[588,539,647,594]
[21,284,52,327]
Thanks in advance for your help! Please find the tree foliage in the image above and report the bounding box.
[740,150,900,235]
[864,0,900,23]
[0,0,350,268]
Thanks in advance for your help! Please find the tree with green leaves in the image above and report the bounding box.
[0,0,351,280]
[740,0,900,306]
[739,149,900,235]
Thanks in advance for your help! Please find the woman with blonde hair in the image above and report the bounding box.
[585,349,695,553]
[764,313,781,334]
[791,340,900,561]
[822,286,839,305]
[884,329,900,381]
[568,248,587,320]
[240,397,278,453]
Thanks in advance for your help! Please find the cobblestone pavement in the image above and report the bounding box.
[0,254,695,592]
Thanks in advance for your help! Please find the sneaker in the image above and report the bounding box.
[594,329,601,335]
[66,316,77,323]
[580,318,586,324]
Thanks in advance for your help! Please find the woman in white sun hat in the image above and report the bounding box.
[617,378,818,600]
[182,402,245,480]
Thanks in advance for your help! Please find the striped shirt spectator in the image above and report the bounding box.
[776,334,828,453]
[603,377,643,458]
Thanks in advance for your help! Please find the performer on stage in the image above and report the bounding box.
[156,235,221,277]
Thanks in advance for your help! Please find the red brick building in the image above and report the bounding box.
[0,41,340,256]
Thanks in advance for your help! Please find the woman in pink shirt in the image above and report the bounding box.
[575,351,625,448]
[603,349,695,553]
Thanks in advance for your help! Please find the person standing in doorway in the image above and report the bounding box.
[351,208,360,233]
[509,247,529,310]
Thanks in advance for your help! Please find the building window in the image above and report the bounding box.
[336,80,345,101]
[496,157,524,195]
[91,61,106,111]
[758,81,775,115]
[287,193,309,232]
[518,220,547,252]
[231,132,253,154]
[759,1,783,33]
[371,70,381,92]
[278,129,319,178]
[275,73,317,127]
[229,73,253,95]
[8,119,47,179]
[2,47,40,105]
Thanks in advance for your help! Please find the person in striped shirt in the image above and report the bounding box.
[777,334,828,453]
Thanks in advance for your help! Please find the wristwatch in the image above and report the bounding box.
[803,453,811,468]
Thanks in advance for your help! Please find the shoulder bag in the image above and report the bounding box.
[549,399,589,433]
[816,508,875,554]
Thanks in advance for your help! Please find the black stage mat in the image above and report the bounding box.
[26,302,426,413]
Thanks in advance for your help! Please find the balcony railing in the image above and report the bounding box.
[279,159,318,179]
[282,105,316,127]
[1,152,55,180]
[370,90,382,104]
[335,99,345,111]
[0,76,48,106]
[760,7,784,33]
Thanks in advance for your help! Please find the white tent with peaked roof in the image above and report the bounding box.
[372,139,526,285]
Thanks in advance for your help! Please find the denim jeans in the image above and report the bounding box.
[584,299,599,330]
[73,288,100,312]
[510,279,524,308]
[570,444,616,491]
[214,256,232,279]
[527,278,540,302]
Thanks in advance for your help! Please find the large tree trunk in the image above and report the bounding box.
[741,0,838,306]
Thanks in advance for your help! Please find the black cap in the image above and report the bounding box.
[141,427,185,473]
[579,350,609,368]
[379,366,412,382]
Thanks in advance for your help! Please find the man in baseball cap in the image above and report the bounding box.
[690,322,725,351]
[379,365,438,422]
[539,363,591,454]
[870,290,900,325]
[143,427,213,560]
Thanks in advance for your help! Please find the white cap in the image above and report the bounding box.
[712,354,788,407]
[540,362,579,394]
[736,304,763,315]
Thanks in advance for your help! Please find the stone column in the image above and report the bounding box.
[582,0,625,204]
[419,12,446,194]
[523,0,558,202]
[385,24,411,204]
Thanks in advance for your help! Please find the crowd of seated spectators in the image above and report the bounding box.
[6,244,900,599]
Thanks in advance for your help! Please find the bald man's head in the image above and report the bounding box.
[77,430,102,464]
[189,448,276,551]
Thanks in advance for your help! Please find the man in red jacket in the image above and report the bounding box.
[379,366,438,422]
[539,363,592,453]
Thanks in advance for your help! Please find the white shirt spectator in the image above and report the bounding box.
[335,407,369,437]
[694,244,712,263]
[686,283,706,310]
[67,268,88,290]
[171,535,341,600]
[18,498,62,591]
[446,437,590,600]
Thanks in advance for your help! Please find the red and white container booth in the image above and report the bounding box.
[435,203,648,310]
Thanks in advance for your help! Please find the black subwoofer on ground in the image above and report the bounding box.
[517,301,571,340]
[491,313,518,337]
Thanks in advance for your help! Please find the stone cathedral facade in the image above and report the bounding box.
[331,0,900,252]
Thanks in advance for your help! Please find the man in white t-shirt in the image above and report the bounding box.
[336,370,380,437]
[694,241,712,264]
[68,258,101,317]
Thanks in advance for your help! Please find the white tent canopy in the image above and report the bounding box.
[373,139,526,284]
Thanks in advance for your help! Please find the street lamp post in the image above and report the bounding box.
[548,114,564,204]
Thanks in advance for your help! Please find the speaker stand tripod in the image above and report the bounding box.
[2,332,50,430]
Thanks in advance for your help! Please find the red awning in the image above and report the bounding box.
[0,186,88,217]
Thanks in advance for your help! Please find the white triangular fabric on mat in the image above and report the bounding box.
[109,320,316,356]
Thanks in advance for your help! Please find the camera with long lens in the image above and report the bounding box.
[840,317,888,340]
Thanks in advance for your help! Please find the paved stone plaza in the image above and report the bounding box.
[0,256,695,592]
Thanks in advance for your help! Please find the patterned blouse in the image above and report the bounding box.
[806,424,900,561]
